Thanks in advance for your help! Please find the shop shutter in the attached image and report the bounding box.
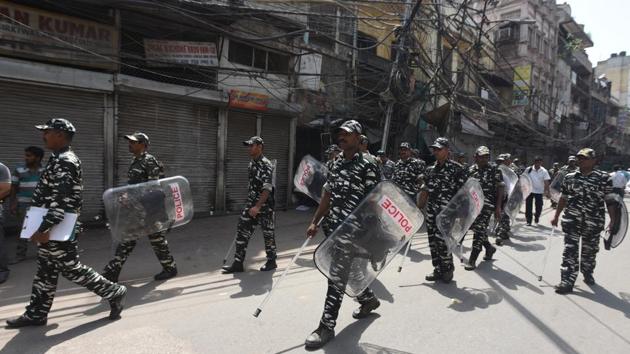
[117,94,218,214]
[0,82,105,220]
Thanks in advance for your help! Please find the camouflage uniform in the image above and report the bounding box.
[467,163,503,255]
[422,159,467,276]
[392,157,426,201]
[233,154,276,263]
[319,152,381,330]
[103,151,176,278]
[558,169,612,287]
[23,145,125,320]
[380,159,396,180]
[321,156,339,236]
[496,162,520,241]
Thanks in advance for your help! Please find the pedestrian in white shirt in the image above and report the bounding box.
[611,165,627,197]
[524,156,551,225]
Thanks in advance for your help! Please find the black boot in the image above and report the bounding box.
[425,269,442,281]
[259,259,277,271]
[305,324,335,349]
[483,242,496,261]
[154,267,178,281]
[222,260,244,274]
[352,297,380,319]
[465,250,480,271]
[6,315,47,328]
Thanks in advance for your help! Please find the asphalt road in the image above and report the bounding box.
[1,198,629,353]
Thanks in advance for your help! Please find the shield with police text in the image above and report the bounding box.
[549,172,565,203]
[293,155,328,203]
[603,193,628,249]
[103,176,194,241]
[498,165,518,197]
[314,181,424,297]
[505,174,533,225]
[436,178,485,256]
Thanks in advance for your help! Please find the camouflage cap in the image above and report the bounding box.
[399,142,412,150]
[568,155,577,161]
[576,148,596,159]
[124,131,150,145]
[243,136,264,146]
[336,120,362,134]
[35,118,76,133]
[502,153,512,160]
[376,149,386,156]
[496,154,506,162]
[430,137,449,149]
[475,146,490,156]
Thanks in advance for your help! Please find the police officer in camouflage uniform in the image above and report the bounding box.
[496,153,520,245]
[304,120,381,349]
[455,152,469,170]
[392,142,426,201]
[6,119,126,328]
[222,136,277,273]
[376,150,395,180]
[102,132,178,282]
[418,137,467,283]
[359,134,377,164]
[551,148,614,294]
[559,156,578,175]
[464,146,503,270]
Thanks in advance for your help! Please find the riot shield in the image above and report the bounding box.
[498,165,518,197]
[436,178,485,256]
[293,155,328,203]
[314,181,424,297]
[549,172,565,203]
[505,174,533,225]
[603,193,628,249]
[103,176,194,241]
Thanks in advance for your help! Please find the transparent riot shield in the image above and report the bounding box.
[505,174,533,224]
[549,172,565,203]
[293,155,328,203]
[314,181,424,297]
[103,176,194,241]
[498,165,518,197]
[436,178,485,256]
[603,193,628,249]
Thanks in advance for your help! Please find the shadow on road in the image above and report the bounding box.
[230,270,275,298]
[1,317,112,354]
[319,314,380,353]
[398,281,503,312]
[477,262,544,295]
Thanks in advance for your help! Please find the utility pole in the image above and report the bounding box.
[380,0,422,151]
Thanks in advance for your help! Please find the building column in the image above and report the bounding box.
[215,108,228,214]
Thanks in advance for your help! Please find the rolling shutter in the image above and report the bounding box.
[117,94,218,214]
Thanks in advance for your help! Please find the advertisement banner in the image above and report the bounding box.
[512,64,532,105]
[229,90,269,111]
[144,39,218,67]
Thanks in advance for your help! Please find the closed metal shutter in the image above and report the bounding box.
[117,94,218,214]
[225,111,257,212]
[0,82,105,220]
[261,115,290,210]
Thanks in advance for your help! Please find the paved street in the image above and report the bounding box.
[1,199,630,354]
